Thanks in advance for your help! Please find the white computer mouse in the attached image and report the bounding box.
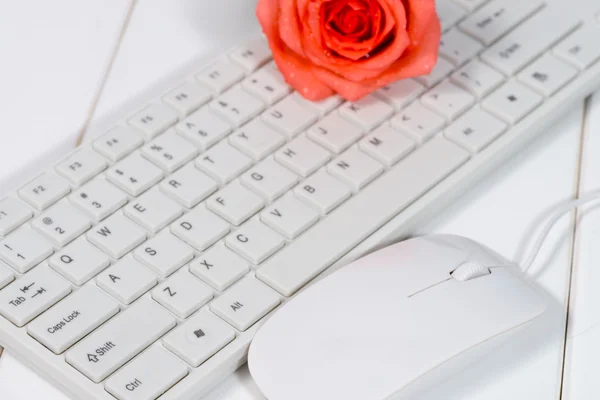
[248,234,550,400]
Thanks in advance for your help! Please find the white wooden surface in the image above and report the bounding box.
[0,1,598,399]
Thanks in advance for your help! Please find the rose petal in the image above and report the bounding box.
[404,0,437,46]
[278,0,305,56]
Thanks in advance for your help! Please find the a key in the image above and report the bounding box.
[517,53,578,97]
[450,60,505,98]
[327,148,384,191]
[226,219,285,265]
[128,104,179,140]
[106,154,164,197]
[262,96,318,138]
[0,227,54,273]
[458,0,544,45]
[421,80,476,121]
[437,0,468,32]
[307,113,364,154]
[104,345,188,400]
[274,135,332,177]
[289,92,344,116]
[65,297,176,383]
[87,214,147,259]
[390,103,446,143]
[171,206,230,251]
[439,28,483,65]
[196,59,245,93]
[141,129,198,172]
[19,172,71,210]
[124,189,183,233]
[70,179,128,222]
[0,261,15,289]
[229,119,285,161]
[210,276,280,331]
[261,194,320,239]
[444,107,508,153]
[481,80,543,124]
[27,285,119,354]
[32,202,91,247]
[175,107,232,150]
[229,39,272,72]
[206,181,265,226]
[210,86,265,127]
[49,237,111,285]
[0,266,71,327]
[0,197,33,236]
[553,24,600,70]
[96,257,157,304]
[374,79,425,111]
[339,95,394,131]
[162,81,212,116]
[240,158,299,201]
[359,125,416,167]
[93,126,144,162]
[56,149,108,186]
[414,57,454,87]
[159,164,218,208]
[242,63,291,105]
[163,309,235,367]
[134,230,194,278]
[190,244,249,291]
[152,270,213,318]
[294,170,352,214]
[195,141,253,184]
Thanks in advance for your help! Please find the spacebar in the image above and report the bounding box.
[257,136,470,296]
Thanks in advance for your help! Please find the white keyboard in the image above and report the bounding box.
[1,0,600,399]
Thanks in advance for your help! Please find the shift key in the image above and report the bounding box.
[65,298,176,383]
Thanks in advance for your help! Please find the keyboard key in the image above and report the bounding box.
[19,173,71,210]
[359,125,416,167]
[87,214,147,259]
[96,258,157,305]
[152,270,213,318]
[210,276,280,331]
[439,28,484,65]
[229,39,272,72]
[27,285,119,354]
[258,136,469,296]
[437,0,467,32]
[517,53,578,97]
[229,119,285,161]
[327,148,384,191]
[134,230,194,278]
[0,197,33,236]
[32,202,91,247]
[190,244,249,291]
[162,81,212,116]
[374,79,425,111]
[307,113,364,154]
[242,63,291,105]
[421,80,476,120]
[124,189,183,233]
[49,237,111,285]
[141,129,198,172]
[274,136,332,177]
[159,164,218,208]
[56,149,108,186]
[390,103,446,143]
[339,95,394,131]
[105,345,188,400]
[261,194,320,239]
[210,86,265,127]
[226,219,285,265]
[129,104,179,140]
[444,107,508,152]
[289,92,343,116]
[171,206,230,251]
[106,154,164,197]
[482,80,543,124]
[451,0,489,11]
[70,179,128,222]
[93,126,144,162]
[0,266,71,327]
[262,96,318,138]
[65,297,176,383]
[241,158,299,201]
[163,310,235,367]
[197,59,245,93]
[175,107,232,150]
[450,59,505,98]
[0,227,54,273]
[207,181,265,226]
[195,141,253,184]
[414,57,454,87]
[554,24,600,69]
[294,170,352,214]
[458,0,544,45]
[0,261,15,289]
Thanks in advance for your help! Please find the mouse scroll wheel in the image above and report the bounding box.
[451,262,491,282]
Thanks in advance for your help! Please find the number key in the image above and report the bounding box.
[70,179,128,221]
[141,129,198,172]
[0,227,54,273]
[32,202,91,247]
[106,154,164,196]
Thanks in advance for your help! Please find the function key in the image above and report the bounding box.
[196,59,245,94]
[553,24,600,70]
[162,81,212,116]
[19,172,71,210]
[56,149,108,186]
[229,39,272,72]
[0,197,33,236]
[128,104,179,140]
[93,126,144,162]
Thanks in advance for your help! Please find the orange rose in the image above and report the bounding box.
[256,0,441,101]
